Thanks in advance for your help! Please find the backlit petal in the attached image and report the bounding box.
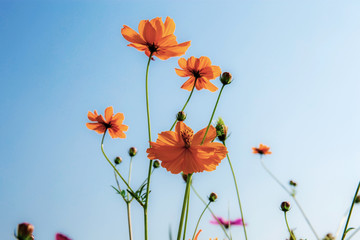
[104,106,113,122]
[121,25,145,44]
[164,16,175,36]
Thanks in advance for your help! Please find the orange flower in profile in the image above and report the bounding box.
[86,106,128,139]
[121,17,191,60]
[147,122,227,174]
[175,56,221,92]
[252,144,272,155]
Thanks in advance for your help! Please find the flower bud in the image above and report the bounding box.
[56,233,72,240]
[176,111,187,122]
[289,180,297,187]
[153,160,160,169]
[114,156,122,165]
[220,72,232,85]
[17,223,34,240]
[181,173,188,183]
[355,195,360,204]
[322,233,335,240]
[215,117,228,142]
[209,192,218,202]
[128,147,137,157]
[280,201,291,212]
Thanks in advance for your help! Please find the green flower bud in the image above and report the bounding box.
[209,192,218,202]
[153,160,160,169]
[322,233,335,240]
[128,147,137,157]
[17,223,34,240]
[215,117,228,142]
[220,72,232,85]
[114,156,122,165]
[355,195,360,204]
[280,201,291,212]
[289,180,297,187]
[176,111,187,122]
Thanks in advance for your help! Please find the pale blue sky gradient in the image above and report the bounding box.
[1,1,360,239]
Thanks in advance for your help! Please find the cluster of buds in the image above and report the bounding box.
[220,72,233,85]
[280,201,291,212]
[215,117,228,142]
[16,223,34,240]
[289,180,297,187]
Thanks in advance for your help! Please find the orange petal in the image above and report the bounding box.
[104,106,113,122]
[181,77,196,91]
[175,68,190,77]
[187,56,196,69]
[87,111,98,121]
[150,17,164,42]
[128,43,148,52]
[164,16,175,36]
[202,79,218,92]
[121,25,145,44]
[192,125,217,145]
[178,58,187,69]
[156,131,181,146]
[86,123,106,134]
[198,56,212,69]
[142,21,157,44]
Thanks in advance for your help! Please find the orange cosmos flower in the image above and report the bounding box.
[86,106,128,139]
[121,17,191,60]
[175,56,221,92]
[252,144,272,155]
[147,122,227,174]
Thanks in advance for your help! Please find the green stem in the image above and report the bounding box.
[201,85,225,145]
[126,157,134,240]
[284,212,296,240]
[224,142,248,240]
[101,132,138,200]
[182,192,191,240]
[192,202,211,240]
[177,174,193,240]
[170,79,198,131]
[260,157,320,240]
[191,185,231,240]
[341,181,360,240]
[144,53,154,240]
[335,207,350,239]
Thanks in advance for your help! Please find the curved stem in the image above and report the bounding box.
[144,53,154,240]
[191,185,231,240]
[177,174,193,240]
[192,202,211,240]
[260,157,320,240]
[201,85,225,145]
[341,182,360,240]
[170,79,198,131]
[284,212,296,240]
[182,193,191,240]
[126,157,134,240]
[223,142,248,240]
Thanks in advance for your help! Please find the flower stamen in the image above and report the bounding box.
[181,129,193,148]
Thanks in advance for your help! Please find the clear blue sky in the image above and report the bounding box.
[1,1,360,239]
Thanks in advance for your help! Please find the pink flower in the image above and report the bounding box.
[56,233,71,240]
[210,216,245,229]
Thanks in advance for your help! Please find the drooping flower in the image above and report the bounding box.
[86,106,128,139]
[210,216,245,229]
[121,17,191,60]
[175,56,221,92]
[147,121,227,174]
[55,233,71,240]
[252,144,271,155]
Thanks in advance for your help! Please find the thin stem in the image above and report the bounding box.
[191,185,231,240]
[335,207,350,239]
[182,192,191,240]
[144,53,154,240]
[224,142,248,240]
[192,201,211,240]
[260,157,320,240]
[201,85,225,145]
[170,79,198,131]
[284,212,296,240]
[101,132,138,200]
[126,157,134,240]
[177,174,193,240]
[346,226,360,240]
[341,181,360,240]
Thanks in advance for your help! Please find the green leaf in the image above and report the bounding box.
[346,227,355,234]
[111,185,121,194]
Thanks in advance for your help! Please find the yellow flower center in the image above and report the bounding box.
[180,129,194,148]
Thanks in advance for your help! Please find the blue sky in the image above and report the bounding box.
[1,1,360,239]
